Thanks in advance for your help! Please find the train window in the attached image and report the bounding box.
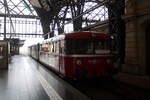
[40,44,42,51]
[94,40,110,54]
[53,43,55,53]
[74,39,93,54]
[41,44,44,51]
[57,42,59,53]
[68,39,111,55]
[60,40,64,54]
[48,43,51,53]
[87,42,94,54]
[54,42,59,54]
[41,43,49,52]
[45,43,49,52]
[52,43,54,52]
[49,43,53,53]
[65,39,74,54]
[0,46,3,53]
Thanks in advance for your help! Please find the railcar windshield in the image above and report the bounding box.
[94,39,110,54]
[65,39,74,54]
[65,39,111,55]
[75,39,93,54]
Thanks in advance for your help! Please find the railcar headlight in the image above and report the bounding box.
[106,59,111,64]
[76,60,82,65]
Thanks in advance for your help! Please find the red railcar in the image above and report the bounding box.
[29,32,115,79]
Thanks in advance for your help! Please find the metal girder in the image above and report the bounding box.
[0,13,39,19]
[0,33,43,37]
[82,20,109,30]
[0,0,42,38]
[52,17,100,23]
[42,0,108,38]
[3,0,15,39]
[0,0,36,16]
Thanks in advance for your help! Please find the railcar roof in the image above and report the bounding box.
[65,31,111,39]
[40,31,111,44]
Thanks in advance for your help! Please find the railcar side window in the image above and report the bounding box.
[39,44,42,51]
[52,43,54,52]
[49,43,53,53]
[45,43,49,52]
[41,44,44,51]
[41,43,49,52]
[54,42,56,53]
[53,42,59,53]
[0,47,3,53]
[60,40,64,54]
[48,43,50,53]
[56,42,59,54]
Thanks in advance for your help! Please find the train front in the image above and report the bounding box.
[64,33,115,79]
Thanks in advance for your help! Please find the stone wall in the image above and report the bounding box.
[123,0,150,74]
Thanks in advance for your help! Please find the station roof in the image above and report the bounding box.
[28,0,107,35]
[29,0,103,19]
[0,0,109,38]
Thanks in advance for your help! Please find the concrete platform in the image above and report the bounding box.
[0,55,89,100]
[114,72,150,90]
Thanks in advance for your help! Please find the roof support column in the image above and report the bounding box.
[3,0,7,39]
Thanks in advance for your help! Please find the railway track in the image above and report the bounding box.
[67,78,150,100]
[29,55,150,100]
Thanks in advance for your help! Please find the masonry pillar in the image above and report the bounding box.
[122,0,139,74]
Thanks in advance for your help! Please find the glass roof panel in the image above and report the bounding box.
[0,0,37,16]
[0,0,42,39]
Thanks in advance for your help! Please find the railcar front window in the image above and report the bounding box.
[65,39,74,54]
[65,39,110,55]
[65,39,92,54]
[94,40,110,54]
[75,39,93,54]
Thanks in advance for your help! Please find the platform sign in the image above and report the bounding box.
[0,41,9,69]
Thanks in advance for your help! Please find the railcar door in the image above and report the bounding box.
[0,41,8,69]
